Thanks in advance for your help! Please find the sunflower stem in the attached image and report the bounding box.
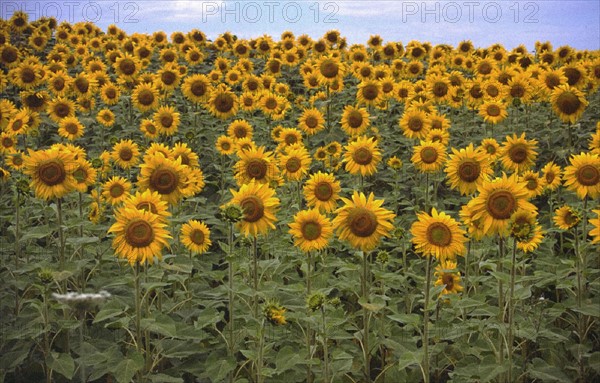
[227,223,235,383]
[306,251,313,383]
[425,173,429,211]
[574,226,586,382]
[507,238,518,383]
[322,306,330,383]
[422,255,433,383]
[14,190,21,316]
[497,236,506,381]
[362,251,371,382]
[252,236,259,318]
[57,198,65,272]
[134,262,142,354]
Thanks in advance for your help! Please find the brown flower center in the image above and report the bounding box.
[161,71,176,85]
[64,122,79,135]
[486,104,501,117]
[38,160,66,186]
[285,157,301,173]
[136,202,158,214]
[555,91,581,115]
[119,59,136,75]
[362,84,379,101]
[432,81,448,97]
[510,84,525,98]
[315,181,333,201]
[301,221,322,241]
[54,102,71,118]
[347,207,378,237]
[214,93,235,113]
[563,67,582,86]
[119,148,133,161]
[160,114,174,128]
[442,273,454,290]
[458,161,481,182]
[150,167,179,194]
[486,190,517,219]
[319,59,339,78]
[246,158,268,180]
[305,115,319,129]
[427,222,452,247]
[408,116,423,132]
[74,77,89,93]
[125,219,154,248]
[353,147,373,165]
[284,134,298,145]
[138,89,155,106]
[109,183,125,198]
[508,144,528,164]
[576,164,600,186]
[21,68,35,84]
[420,147,438,164]
[190,228,205,245]
[241,195,264,223]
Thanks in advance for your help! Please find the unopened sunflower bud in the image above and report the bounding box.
[263,300,287,325]
[220,203,243,223]
[307,292,326,312]
[376,250,389,264]
[38,269,54,284]
[16,178,29,193]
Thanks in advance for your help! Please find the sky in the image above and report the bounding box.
[2,0,599,50]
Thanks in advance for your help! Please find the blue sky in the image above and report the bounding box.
[3,1,599,50]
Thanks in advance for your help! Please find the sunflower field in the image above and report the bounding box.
[1,11,600,383]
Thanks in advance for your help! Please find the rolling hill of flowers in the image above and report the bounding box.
[0,10,599,383]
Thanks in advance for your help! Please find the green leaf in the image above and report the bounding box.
[66,236,100,246]
[94,301,126,324]
[141,314,177,338]
[528,358,571,382]
[397,350,421,370]
[358,297,385,312]
[276,345,300,371]
[114,352,144,383]
[46,352,75,380]
[149,373,183,383]
[572,303,600,317]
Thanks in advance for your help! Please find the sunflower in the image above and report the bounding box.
[21,90,49,112]
[153,105,180,136]
[519,171,544,198]
[387,156,403,170]
[499,133,538,174]
[356,80,384,106]
[109,207,171,265]
[465,173,536,237]
[100,82,121,105]
[343,136,381,176]
[0,133,16,154]
[47,97,76,122]
[216,135,235,155]
[288,209,334,253]
[23,148,77,200]
[180,220,212,254]
[234,146,277,185]
[227,119,253,141]
[207,84,239,120]
[298,108,325,136]
[57,116,85,141]
[480,138,500,161]
[155,63,181,91]
[123,189,171,222]
[138,154,192,205]
[316,56,344,85]
[235,138,257,154]
[277,128,303,148]
[411,208,467,260]
[259,91,288,118]
[541,162,563,191]
[426,74,452,103]
[303,171,341,213]
[229,181,280,237]
[434,260,464,295]
[333,191,395,252]
[6,151,25,171]
[563,152,600,199]
[279,145,311,181]
[132,83,160,112]
[411,140,447,173]
[10,62,44,89]
[94,108,114,127]
[181,74,212,104]
[172,142,199,168]
[111,139,140,170]
[510,209,544,253]
[72,159,97,193]
[5,109,31,136]
[589,209,600,244]
[553,205,581,230]
[550,84,589,124]
[340,105,370,137]
[114,53,140,81]
[139,119,158,139]
[445,144,493,195]
[71,72,97,98]
[399,109,431,140]
[102,176,132,205]
[479,100,508,125]
[506,74,533,103]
